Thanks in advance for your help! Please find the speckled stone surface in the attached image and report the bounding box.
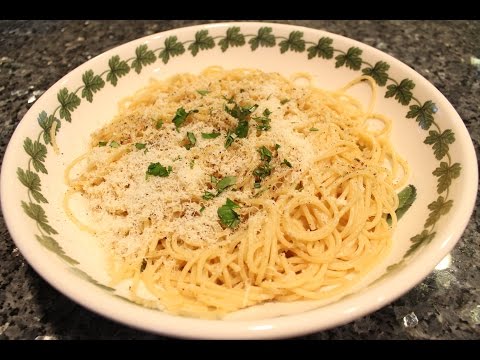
[0,20,479,340]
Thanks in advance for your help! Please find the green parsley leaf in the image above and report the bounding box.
[235,120,249,138]
[110,141,120,148]
[254,182,261,189]
[210,175,219,184]
[275,144,281,150]
[225,103,259,121]
[258,146,272,162]
[216,176,237,193]
[135,143,146,150]
[146,162,172,178]
[98,141,107,147]
[190,159,195,169]
[185,132,196,150]
[253,108,272,131]
[196,89,210,96]
[282,159,293,168]
[224,130,237,148]
[172,107,198,131]
[225,102,258,139]
[155,119,164,129]
[217,198,240,228]
[201,132,221,139]
[253,164,272,179]
[202,191,216,200]
[200,206,206,213]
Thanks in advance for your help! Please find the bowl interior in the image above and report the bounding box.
[1,22,477,339]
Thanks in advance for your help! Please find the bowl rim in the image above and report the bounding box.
[1,21,478,339]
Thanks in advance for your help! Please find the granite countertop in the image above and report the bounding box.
[0,20,478,340]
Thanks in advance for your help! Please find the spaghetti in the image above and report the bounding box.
[64,67,409,318]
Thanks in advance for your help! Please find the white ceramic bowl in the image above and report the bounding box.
[1,22,477,339]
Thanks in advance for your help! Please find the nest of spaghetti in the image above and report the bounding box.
[65,67,409,319]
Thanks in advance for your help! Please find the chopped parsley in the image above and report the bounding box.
[196,89,210,96]
[253,145,275,188]
[258,146,272,162]
[201,132,221,139]
[172,107,198,131]
[199,206,206,213]
[146,162,172,178]
[185,132,196,150]
[282,159,293,168]
[309,127,319,132]
[202,191,216,200]
[190,159,195,169]
[280,99,290,105]
[253,163,272,179]
[275,144,281,150]
[216,176,237,193]
[155,119,164,129]
[109,141,120,148]
[217,198,240,228]
[254,182,261,189]
[135,143,146,150]
[202,175,237,200]
[253,108,272,131]
[235,120,249,138]
[98,141,107,147]
[224,130,237,148]
[227,102,259,122]
[224,101,258,144]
